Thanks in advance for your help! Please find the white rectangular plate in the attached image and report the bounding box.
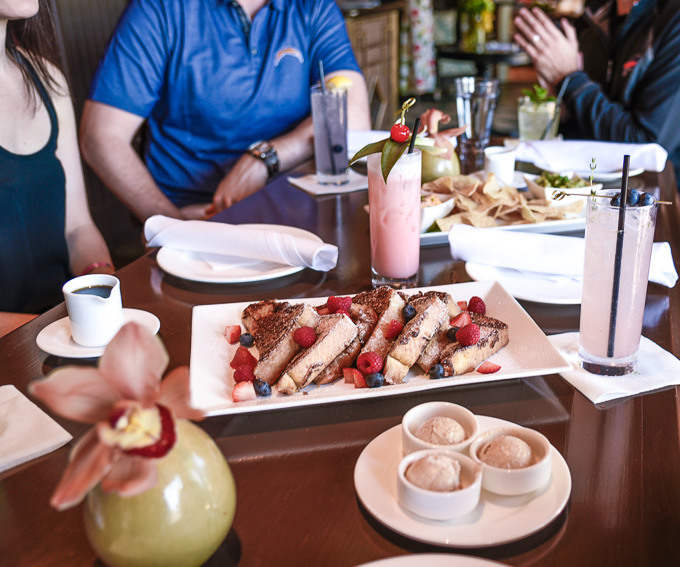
[189,281,571,416]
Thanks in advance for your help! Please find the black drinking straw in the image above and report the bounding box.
[408,117,421,154]
[607,155,631,358]
[317,60,339,175]
[319,61,326,93]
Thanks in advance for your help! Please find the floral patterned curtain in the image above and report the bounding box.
[399,0,437,95]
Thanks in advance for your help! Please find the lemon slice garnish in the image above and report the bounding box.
[326,75,353,92]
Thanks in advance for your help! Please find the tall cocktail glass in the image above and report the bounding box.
[454,77,499,174]
[310,85,349,185]
[578,192,657,375]
[517,96,560,141]
[367,150,421,289]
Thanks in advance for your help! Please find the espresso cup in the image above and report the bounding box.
[62,274,124,348]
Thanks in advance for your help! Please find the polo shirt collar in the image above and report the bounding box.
[218,0,285,11]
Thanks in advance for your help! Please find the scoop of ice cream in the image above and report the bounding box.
[405,454,461,492]
[414,416,466,446]
[479,434,532,469]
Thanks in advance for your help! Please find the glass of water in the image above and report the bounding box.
[310,85,349,185]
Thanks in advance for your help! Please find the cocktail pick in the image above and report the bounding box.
[607,154,631,358]
[540,77,569,140]
[408,117,421,154]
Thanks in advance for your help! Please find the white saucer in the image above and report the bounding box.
[36,308,161,358]
[354,416,571,548]
[465,262,582,305]
[356,555,508,567]
[574,167,644,183]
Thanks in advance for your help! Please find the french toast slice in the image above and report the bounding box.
[314,303,378,385]
[383,294,448,384]
[242,301,319,385]
[277,313,358,395]
[353,286,406,361]
[439,313,509,376]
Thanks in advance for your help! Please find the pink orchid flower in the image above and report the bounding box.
[29,322,203,511]
[419,108,467,161]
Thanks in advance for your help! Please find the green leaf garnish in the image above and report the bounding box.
[523,84,556,104]
[380,139,408,183]
[349,139,387,166]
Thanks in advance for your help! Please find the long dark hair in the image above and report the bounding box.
[6,0,65,107]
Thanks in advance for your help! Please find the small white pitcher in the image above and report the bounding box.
[62,274,124,348]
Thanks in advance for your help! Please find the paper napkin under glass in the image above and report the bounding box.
[0,385,72,473]
[288,168,368,196]
[548,332,680,404]
[515,140,668,173]
[145,215,338,272]
[448,224,678,288]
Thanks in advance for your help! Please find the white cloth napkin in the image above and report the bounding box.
[549,332,680,403]
[515,140,668,173]
[449,224,678,287]
[145,215,338,272]
[0,385,72,473]
[287,168,368,196]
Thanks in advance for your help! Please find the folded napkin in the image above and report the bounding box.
[515,140,668,173]
[549,332,680,404]
[145,215,338,272]
[449,224,678,287]
[0,385,72,473]
[288,168,368,196]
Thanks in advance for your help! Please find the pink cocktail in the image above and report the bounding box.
[367,150,421,288]
[578,193,657,375]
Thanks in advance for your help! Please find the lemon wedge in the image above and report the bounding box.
[326,75,353,92]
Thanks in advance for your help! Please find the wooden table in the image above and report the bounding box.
[2,164,680,566]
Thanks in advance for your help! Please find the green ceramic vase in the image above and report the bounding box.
[83,420,236,567]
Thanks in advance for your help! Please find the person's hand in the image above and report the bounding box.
[513,8,582,87]
[210,154,269,213]
[180,203,213,220]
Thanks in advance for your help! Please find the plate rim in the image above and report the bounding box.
[573,167,644,182]
[353,417,572,548]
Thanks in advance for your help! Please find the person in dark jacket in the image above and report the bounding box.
[513,0,680,187]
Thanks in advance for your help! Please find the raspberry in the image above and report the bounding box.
[451,312,472,328]
[124,404,176,458]
[477,361,501,374]
[356,351,383,375]
[468,296,486,315]
[224,325,241,345]
[233,364,255,383]
[232,381,256,402]
[384,319,404,341]
[293,326,316,348]
[456,323,480,346]
[327,295,352,314]
[230,346,257,370]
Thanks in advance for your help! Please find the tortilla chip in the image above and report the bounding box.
[422,177,454,194]
[450,175,481,196]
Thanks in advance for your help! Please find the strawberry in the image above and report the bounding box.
[456,323,480,346]
[327,295,352,314]
[451,312,472,328]
[353,370,368,389]
[335,309,351,318]
[456,301,468,312]
[230,346,257,370]
[124,404,176,458]
[356,351,383,375]
[233,364,255,383]
[468,296,486,315]
[293,326,316,348]
[224,325,242,345]
[316,305,331,315]
[477,361,501,374]
[384,319,404,341]
[344,367,363,385]
[232,381,257,402]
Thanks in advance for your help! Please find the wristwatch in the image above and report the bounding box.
[248,140,280,179]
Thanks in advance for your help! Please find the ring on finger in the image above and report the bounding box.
[532,33,541,44]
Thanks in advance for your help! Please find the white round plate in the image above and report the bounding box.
[465,262,582,305]
[356,554,508,567]
[354,416,571,548]
[573,167,644,183]
[36,308,161,358]
[156,224,320,283]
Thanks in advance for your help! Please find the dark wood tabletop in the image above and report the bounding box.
[1,163,680,566]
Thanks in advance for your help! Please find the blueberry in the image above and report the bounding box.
[253,379,271,397]
[610,193,621,206]
[239,332,254,347]
[447,327,459,342]
[627,188,640,206]
[402,304,416,321]
[429,364,444,379]
[365,372,384,388]
[640,192,656,206]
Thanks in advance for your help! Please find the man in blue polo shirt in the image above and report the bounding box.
[80,0,371,221]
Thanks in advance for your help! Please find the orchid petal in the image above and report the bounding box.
[158,367,205,421]
[98,322,168,403]
[29,367,121,423]
[50,429,117,511]
[101,455,158,497]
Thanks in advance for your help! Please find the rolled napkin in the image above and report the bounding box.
[549,332,680,404]
[449,224,678,287]
[145,215,338,272]
[0,385,72,473]
[515,140,668,173]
